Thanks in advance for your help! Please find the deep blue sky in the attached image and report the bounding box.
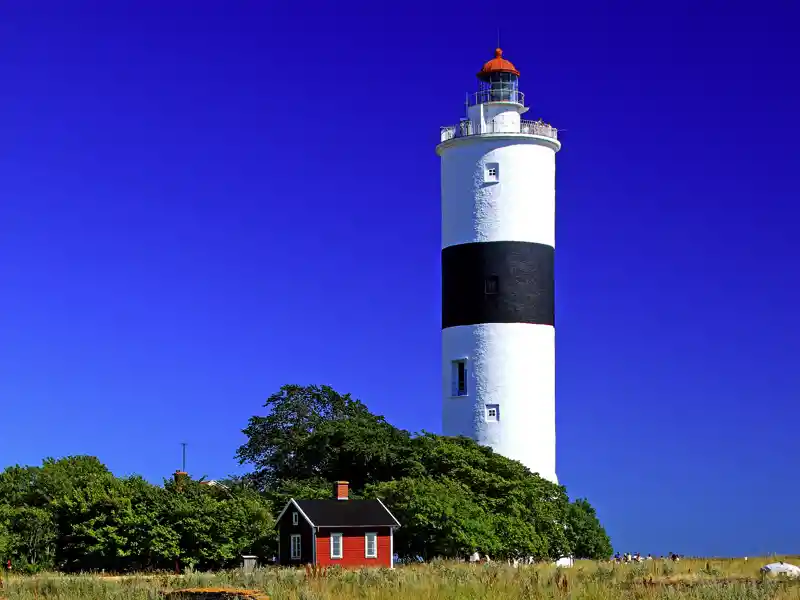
[1,1,798,557]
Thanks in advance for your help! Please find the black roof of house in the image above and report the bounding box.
[292,499,400,527]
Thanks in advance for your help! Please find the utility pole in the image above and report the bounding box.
[181,442,187,473]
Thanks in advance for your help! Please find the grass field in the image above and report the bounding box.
[2,556,799,599]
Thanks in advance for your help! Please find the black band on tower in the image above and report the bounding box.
[442,241,554,329]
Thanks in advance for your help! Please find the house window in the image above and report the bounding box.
[292,512,298,526]
[485,162,499,182]
[290,534,301,560]
[365,532,377,558]
[330,532,343,559]
[485,275,499,295]
[452,360,467,396]
[486,404,500,422]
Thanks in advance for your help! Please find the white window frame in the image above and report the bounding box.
[486,404,500,422]
[292,512,299,525]
[330,532,343,559]
[290,533,301,560]
[365,532,377,558]
[451,359,468,397]
[484,162,499,183]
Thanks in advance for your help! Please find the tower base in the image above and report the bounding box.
[442,322,557,484]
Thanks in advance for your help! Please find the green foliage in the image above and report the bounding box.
[0,457,274,573]
[0,505,56,572]
[1,384,612,572]
[564,498,613,560]
[238,384,612,562]
[366,477,498,560]
[236,385,418,492]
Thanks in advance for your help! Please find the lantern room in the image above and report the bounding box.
[476,48,522,104]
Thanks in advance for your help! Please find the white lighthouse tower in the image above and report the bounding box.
[438,48,560,484]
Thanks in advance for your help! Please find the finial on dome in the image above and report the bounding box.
[495,48,503,58]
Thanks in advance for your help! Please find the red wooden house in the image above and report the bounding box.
[275,481,401,568]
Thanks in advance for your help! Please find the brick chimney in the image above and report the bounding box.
[173,470,188,490]
[334,480,349,501]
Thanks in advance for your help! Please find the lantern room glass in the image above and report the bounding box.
[479,72,520,103]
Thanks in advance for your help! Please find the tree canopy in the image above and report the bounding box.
[0,458,274,573]
[237,384,612,561]
[2,383,612,571]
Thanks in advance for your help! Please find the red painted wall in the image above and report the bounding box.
[315,527,392,568]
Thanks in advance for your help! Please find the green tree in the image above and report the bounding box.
[366,477,499,560]
[54,473,184,572]
[405,434,571,560]
[0,457,276,573]
[0,384,612,572]
[236,384,418,493]
[55,474,140,572]
[0,457,111,508]
[0,506,56,571]
[0,457,110,571]
[237,384,605,561]
[565,498,613,559]
[163,476,275,571]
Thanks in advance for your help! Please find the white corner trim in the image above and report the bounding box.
[275,498,316,527]
[390,527,394,569]
[274,498,294,523]
[376,498,401,527]
[312,527,317,564]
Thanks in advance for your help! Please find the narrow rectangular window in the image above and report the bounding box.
[330,532,343,559]
[486,404,500,422]
[485,275,499,295]
[452,360,467,396]
[290,534,301,560]
[292,512,298,525]
[365,532,377,558]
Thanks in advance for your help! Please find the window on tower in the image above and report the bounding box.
[485,275,499,295]
[485,162,499,183]
[452,360,467,396]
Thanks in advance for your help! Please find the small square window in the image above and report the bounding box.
[485,162,499,182]
[292,512,298,525]
[452,360,467,396]
[486,404,499,422]
[485,275,499,295]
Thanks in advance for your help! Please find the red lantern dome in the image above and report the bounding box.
[477,48,520,80]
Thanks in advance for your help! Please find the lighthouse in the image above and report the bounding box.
[438,48,560,484]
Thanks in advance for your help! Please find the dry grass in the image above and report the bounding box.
[1,556,799,600]
[164,588,270,599]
